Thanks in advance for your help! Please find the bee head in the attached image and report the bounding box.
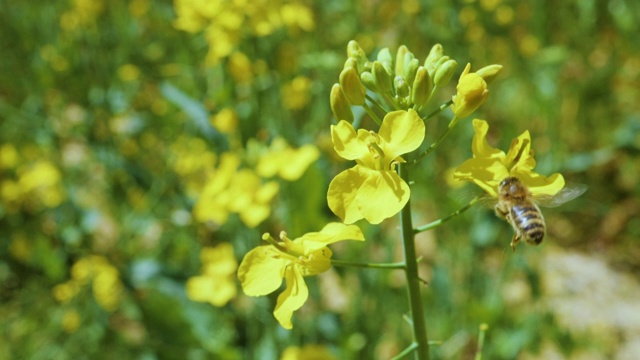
[499,176,527,199]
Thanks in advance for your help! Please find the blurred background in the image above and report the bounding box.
[1,0,639,359]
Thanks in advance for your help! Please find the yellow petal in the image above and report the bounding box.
[378,109,425,160]
[299,222,365,251]
[186,275,237,307]
[278,145,319,181]
[514,170,565,197]
[273,266,308,329]
[505,130,536,171]
[327,167,367,224]
[331,121,369,161]
[454,157,509,197]
[471,119,504,159]
[355,170,410,224]
[237,246,287,296]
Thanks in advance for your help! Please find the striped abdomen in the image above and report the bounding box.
[511,202,545,245]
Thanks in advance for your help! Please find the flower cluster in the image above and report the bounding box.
[186,242,238,307]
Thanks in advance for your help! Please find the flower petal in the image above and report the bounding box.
[471,119,504,159]
[327,167,368,224]
[514,170,565,197]
[378,109,425,160]
[237,246,287,296]
[186,275,237,307]
[454,157,509,197]
[273,266,308,329]
[355,170,410,224]
[505,130,536,172]
[331,120,369,161]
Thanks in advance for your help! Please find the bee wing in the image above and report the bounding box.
[535,183,587,208]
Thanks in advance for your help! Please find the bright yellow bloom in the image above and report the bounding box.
[281,76,312,110]
[327,110,425,224]
[451,63,489,119]
[256,137,320,181]
[238,223,364,329]
[281,344,337,360]
[186,243,238,307]
[453,119,564,197]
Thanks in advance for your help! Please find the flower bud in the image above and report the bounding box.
[360,71,377,91]
[339,67,366,105]
[372,61,392,93]
[451,63,489,118]
[433,59,458,87]
[330,84,354,122]
[376,48,393,74]
[395,45,409,78]
[394,76,410,99]
[404,58,420,88]
[424,44,444,76]
[343,57,359,71]
[411,66,432,108]
[347,40,368,73]
[475,64,503,85]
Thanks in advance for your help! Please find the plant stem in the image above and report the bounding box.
[414,196,481,234]
[331,259,406,269]
[410,115,458,166]
[425,99,453,121]
[398,163,430,360]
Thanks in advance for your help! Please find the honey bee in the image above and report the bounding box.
[494,176,586,251]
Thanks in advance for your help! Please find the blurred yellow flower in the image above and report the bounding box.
[210,108,238,135]
[170,137,217,195]
[53,255,124,312]
[0,144,18,169]
[453,119,565,197]
[193,153,279,228]
[451,63,489,119]
[281,344,337,360]
[16,161,65,209]
[61,309,82,333]
[238,223,364,329]
[327,110,425,224]
[117,64,141,82]
[60,0,104,32]
[282,76,312,110]
[256,137,319,181]
[186,243,238,307]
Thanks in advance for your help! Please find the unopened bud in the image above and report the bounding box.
[424,44,444,76]
[347,40,368,73]
[339,67,366,105]
[395,45,410,78]
[434,59,458,87]
[411,66,432,108]
[360,71,377,91]
[343,57,359,71]
[475,64,503,85]
[372,61,392,93]
[376,48,394,74]
[394,76,410,99]
[330,84,354,122]
[404,58,420,88]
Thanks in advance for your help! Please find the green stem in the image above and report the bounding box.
[365,94,389,114]
[331,259,406,270]
[398,163,430,360]
[474,324,489,360]
[425,99,453,121]
[414,197,481,234]
[410,115,458,166]
[362,102,382,126]
[392,342,418,360]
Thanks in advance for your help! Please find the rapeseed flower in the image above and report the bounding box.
[451,63,489,119]
[238,223,364,329]
[453,119,564,197]
[256,137,319,181]
[327,110,425,224]
[186,243,238,307]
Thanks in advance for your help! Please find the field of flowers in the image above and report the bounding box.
[1,1,639,359]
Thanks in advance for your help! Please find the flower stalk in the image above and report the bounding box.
[398,163,430,360]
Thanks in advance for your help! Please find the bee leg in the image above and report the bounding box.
[494,205,508,220]
[510,234,520,252]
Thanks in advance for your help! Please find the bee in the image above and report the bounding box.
[494,176,587,251]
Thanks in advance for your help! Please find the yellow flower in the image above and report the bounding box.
[327,110,425,224]
[186,243,238,307]
[451,63,489,119]
[281,76,312,110]
[237,223,364,329]
[281,344,337,360]
[453,119,564,197]
[256,137,320,181]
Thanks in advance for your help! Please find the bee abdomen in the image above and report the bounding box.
[511,204,545,245]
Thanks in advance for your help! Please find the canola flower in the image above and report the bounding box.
[238,223,364,329]
[186,242,238,307]
[327,109,425,224]
[454,119,565,197]
[256,137,320,181]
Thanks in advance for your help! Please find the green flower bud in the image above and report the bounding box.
[434,59,458,87]
[411,66,432,108]
[347,40,368,72]
[475,64,503,85]
[372,61,392,93]
[395,45,409,78]
[377,48,393,75]
[394,76,410,99]
[360,71,377,91]
[339,67,366,105]
[404,58,420,88]
[424,44,444,76]
[330,84,354,122]
[343,57,359,71]
[433,55,451,71]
